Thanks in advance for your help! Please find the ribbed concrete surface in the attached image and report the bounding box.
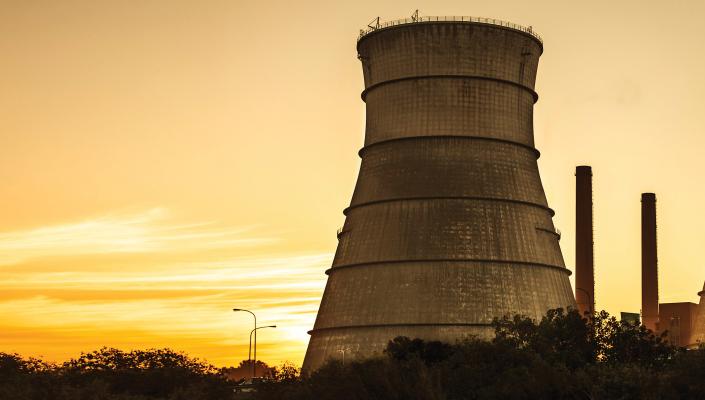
[335,201,563,266]
[364,80,536,147]
[303,20,576,371]
[351,139,548,209]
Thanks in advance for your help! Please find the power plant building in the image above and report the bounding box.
[304,16,576,371]
[692,282,705,346]
[659,302,699,347]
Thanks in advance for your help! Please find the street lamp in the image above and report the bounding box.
[337,348,350,365]
[233,308,256,378]
[249,325,276,377]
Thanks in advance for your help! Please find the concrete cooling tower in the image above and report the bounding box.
[303,16,576,371]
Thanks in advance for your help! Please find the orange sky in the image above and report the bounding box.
[1,0,705,367]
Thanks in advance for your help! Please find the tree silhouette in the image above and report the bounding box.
[2,310,703,400]
[255,309,701,400]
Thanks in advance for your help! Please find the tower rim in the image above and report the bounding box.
[357,16,543,49]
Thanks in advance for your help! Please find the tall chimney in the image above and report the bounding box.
[575,166,594,315]
[641,193,659,332]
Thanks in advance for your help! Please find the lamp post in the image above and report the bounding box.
[337,348,349,365]
[233,308,256,378]
[249,325,276,378]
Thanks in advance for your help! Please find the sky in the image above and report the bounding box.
[1,0,705,367]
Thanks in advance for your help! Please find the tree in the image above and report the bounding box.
[221,359,275,381]
[1,348,233,400]
[385,336,453,364]
[2,310,699,400]
[598,315,676,368]
[493,308,597,368]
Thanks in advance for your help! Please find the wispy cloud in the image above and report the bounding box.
[0,209,330,366]
[0,208,275,265]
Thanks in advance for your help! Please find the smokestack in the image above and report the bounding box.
[641,193,659,332]
[575,166,594,315]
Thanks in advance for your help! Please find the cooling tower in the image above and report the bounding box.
[303,16,576,371]
[575,166,595,315]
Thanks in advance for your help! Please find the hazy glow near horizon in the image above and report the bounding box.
[0,208,329,365]
[1,0,705,366]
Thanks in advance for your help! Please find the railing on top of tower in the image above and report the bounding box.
[357,12,542,44]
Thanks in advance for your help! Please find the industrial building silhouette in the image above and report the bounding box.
[573,175,705,348]
[635,192,704,347]
[303,15,705,371]
[303,16,576,371]
[693,284,705,345]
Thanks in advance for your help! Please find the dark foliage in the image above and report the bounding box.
[2,309,704,399]
[222,359,275,381]
[254,309,705,400]
[385,336,454,364]
[0,348,232,400]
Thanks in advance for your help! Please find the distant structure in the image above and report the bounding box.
[659,302,698,347]
[303,15,576,371]
[636,194,703,347]
[641,193,659,332]
[620,312,640,324]
[575,166,594,315]
[691,282,705,346]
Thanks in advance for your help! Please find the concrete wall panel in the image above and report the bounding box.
[364,79,535,147]
[351,138,547,207]
[335,200,563,267]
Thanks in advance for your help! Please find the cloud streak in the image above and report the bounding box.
[0,208,275,265]
[0,209,330,366]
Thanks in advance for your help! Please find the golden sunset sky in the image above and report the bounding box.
[2,0,705,367]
